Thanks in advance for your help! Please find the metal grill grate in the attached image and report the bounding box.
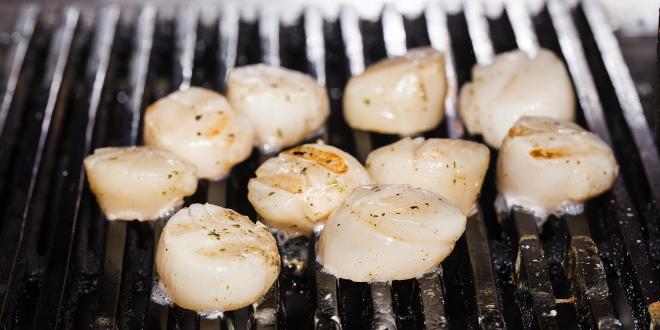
[0,0,658,329]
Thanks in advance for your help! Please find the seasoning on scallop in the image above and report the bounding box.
[343,47,447,136]
[143,87,254,180]
[497,116,618,222]
[156,203,280,313]
[84,146,198,221]
[459,49,575,148]
[226,64,330,154]
[366,137,489,215]
[248,143,373,236]
[317,184,466,282]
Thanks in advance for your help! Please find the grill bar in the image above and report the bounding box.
[339,7,371,163]
[94,6,155,327]
[305,7,326,86]
[504,0,539,57]
[260,7,280,67]
[425,2,463,139]
[510,209,559,329]
[417,270,449,329]
[564,214,622,329]
[546,0,660,325]
[175,6,199,91]
[463,213,506,329]
[370,282,397,329]
[0,6,79,323]
[0,5,38,139]
[315,265,341,329]
[382,4,407,57]
[464,0,495,64]
[219,4,239,85]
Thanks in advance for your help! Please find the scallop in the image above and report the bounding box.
[459,49,575,148]
[343,47,447,135]
[83,146,198,221]
[156,203,280,313]
[226,64,330,154]
[143,87,254,180]
[317,184,466,282]
[248,143,373,236]
[497,116,618,220]
[366,137,489,215]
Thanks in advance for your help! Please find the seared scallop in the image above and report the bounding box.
[497,116,618,220]
[459,49,575,148]
[84,146,198,221]
[366,137,489,215]
[343,47,447,135]
[248,143,373,236]
[317,184,466,282]
[143,87,254,180]
[156,203,280,313]
[226,64,330,154]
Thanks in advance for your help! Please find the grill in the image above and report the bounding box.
[0,0,658,329]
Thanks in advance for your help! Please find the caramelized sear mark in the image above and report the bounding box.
[529,148,570,159]
[507,125,538,138]
[286,145,349,174]
[202,114,228,137]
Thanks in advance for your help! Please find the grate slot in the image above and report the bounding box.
[0,7,79,324]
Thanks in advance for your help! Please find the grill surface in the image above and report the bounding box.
[0,0,658,329]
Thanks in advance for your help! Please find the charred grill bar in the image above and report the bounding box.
[0,0,658,329]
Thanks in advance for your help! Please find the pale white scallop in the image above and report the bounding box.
[156,203,280,313]
[497,116,619,220]
[84,146,198,221]
[317,184,466,282]
[459,48,575,148]
[248,143,373,236]
[366,137,489,215]
[143,87,254,180]
[226,64,330,154]
[343,47,447,135]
